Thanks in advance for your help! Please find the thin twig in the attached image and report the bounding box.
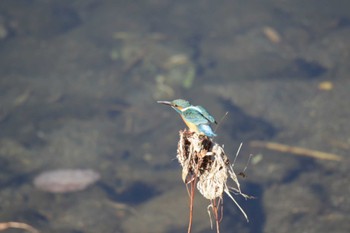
[0,222,39,233]
[213,198,220,233]
[249,141,342,161]
[187,178,196,233]
[214,112,228,133]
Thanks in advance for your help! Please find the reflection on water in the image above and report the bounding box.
[1,0,350,232]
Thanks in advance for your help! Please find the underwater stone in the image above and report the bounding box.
[33,169,100,193]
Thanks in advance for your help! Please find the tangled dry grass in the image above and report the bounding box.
[177,130,251,233]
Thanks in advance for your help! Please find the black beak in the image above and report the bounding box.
[157,101,173,106]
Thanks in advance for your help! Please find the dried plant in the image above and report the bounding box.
[0,222,39,233]
[177,130,251,233]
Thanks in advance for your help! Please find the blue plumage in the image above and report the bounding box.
[157,99,217,137]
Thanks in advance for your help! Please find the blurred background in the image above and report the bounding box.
[0,0,349,232]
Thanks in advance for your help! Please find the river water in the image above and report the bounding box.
[0,0,349,232]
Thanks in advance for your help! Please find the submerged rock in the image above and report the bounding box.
[33,169,100,193]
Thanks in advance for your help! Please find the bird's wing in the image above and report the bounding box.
[182,108,209,125]
[196,105,217,124]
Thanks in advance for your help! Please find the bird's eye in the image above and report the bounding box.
[174,104,178,107]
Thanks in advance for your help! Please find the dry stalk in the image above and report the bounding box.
[0,221,39,233]
[249,140,342,161]
[177,130,250,233]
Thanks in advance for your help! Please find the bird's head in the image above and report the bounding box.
[157,99,191,111]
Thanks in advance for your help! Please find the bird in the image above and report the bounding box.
[157,99,217,137]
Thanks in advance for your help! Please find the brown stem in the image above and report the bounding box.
[187,177,197,233]
[212,198,220,233]
[209,198,222,233]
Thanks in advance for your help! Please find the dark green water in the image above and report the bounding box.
[0,0,349,232]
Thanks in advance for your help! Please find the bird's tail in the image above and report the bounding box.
[198,124,217,137]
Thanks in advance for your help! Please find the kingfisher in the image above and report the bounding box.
[157,99,217,137]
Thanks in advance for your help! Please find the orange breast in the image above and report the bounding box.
[180,115,199,132]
